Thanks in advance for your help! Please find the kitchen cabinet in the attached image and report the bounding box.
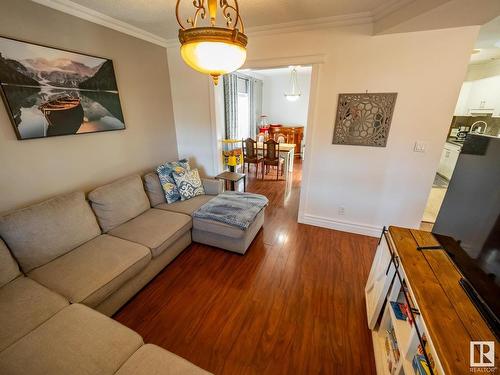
[454,75,500,116]
[453,81,472,116]
[437,142,461,180]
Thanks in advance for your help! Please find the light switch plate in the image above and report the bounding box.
[414,141,427,153]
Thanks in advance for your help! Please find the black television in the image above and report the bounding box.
[433,134,500,339]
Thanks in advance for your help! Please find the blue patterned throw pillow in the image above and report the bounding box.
[172,168,205,201]
[156,159,190,204]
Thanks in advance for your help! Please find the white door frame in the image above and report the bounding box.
[209,54,325,222]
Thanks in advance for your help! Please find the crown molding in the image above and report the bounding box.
[164,12,374,48]
[31,0,414,49]
[30,0,169,47]
[246,12,373,37]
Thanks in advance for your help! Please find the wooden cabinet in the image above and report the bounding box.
[269,125,304,158]
[367,227,499,375]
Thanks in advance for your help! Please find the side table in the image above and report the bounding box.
[215,171,246,192]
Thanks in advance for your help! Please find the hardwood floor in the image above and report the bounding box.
[114,160,378,375]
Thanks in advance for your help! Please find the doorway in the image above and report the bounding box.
[421,16,500,230]
[220,66,312,193]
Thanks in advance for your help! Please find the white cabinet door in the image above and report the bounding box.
[454,81,472,116]
[437,148,449,178]
[365,234,396,330]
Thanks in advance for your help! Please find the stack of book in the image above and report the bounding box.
[385,327,401,373]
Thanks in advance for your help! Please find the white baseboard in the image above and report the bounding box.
[299,213,382,238]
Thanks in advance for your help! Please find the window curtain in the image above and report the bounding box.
[251,78,263,137]
[223,74,238,139]
[223,73,263,139]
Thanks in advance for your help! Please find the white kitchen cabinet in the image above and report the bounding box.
[454,75,500,116]
[437,142,461,180]
[453,81,472,116]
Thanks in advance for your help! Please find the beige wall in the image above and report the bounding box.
[0,0,178,212]
[168,24,479,236]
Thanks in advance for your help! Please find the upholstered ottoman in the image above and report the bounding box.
[192,192,267,255]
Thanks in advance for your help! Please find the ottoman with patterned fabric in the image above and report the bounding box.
[192,192,268,254]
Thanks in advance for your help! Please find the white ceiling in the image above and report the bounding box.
[65,0,401,39]
[471,15,500,64]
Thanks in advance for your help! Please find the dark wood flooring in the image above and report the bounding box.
[115,160,378,374]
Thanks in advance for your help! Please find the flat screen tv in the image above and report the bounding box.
[433,134,500,339]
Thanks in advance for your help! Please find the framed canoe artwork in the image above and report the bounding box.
[0,36,125,140]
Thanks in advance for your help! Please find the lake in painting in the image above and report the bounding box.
[0,36,125,140]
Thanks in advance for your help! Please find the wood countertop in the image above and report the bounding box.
[388,226,499,374]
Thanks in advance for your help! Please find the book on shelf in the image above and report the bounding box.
[390,301,407,321]
[385,328,401,363]
[411,334,436,375]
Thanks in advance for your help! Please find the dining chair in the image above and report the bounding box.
[275,133,286,143]
[242,138,262,176]
[262,139,284,180]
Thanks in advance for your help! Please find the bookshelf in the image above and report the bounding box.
[366,227,499,375]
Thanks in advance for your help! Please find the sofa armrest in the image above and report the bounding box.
[202,178,223,195]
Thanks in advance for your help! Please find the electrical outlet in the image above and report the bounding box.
[338,206,345,216]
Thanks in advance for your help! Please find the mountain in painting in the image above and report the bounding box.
[0,53,39,86]
[79,61,118,91]
[23,58,100,77]
[21,58,102,88]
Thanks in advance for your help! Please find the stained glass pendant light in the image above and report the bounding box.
[176,0,248,85]
[284,67,301,102]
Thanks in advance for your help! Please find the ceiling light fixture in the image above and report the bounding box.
[176,0,248,85]
[284,67,301,102]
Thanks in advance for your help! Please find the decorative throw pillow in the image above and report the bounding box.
[156,159,190,204]
[172,168,205,201]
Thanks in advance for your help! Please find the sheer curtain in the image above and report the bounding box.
[223,73,263,139]
[223,74,238,139]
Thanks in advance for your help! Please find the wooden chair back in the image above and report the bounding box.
[275,133,286,143]
[243,138,257,159]
[264,139,280,161]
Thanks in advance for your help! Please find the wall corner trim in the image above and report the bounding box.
[30,0,169,47]
[298,213,382,238]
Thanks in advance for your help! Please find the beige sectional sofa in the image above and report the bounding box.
[0,171,221,375]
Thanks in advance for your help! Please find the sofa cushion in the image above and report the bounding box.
[0,303,143,375]
[200,178,223,196]
[116,344,211,375]
[145,172,222,207]
[155,195,215,216]
[109,209,192,258]
[173,169,205,201]
[144,172,167,207]
[156,159,190,204]
[29,234,151,307]
[0,239,20,288]
[0,191,101,273]
[88,175,150,233]
[0,277,68,351]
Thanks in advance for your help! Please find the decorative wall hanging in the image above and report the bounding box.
[0,36,125,140]
[332,92,397,147]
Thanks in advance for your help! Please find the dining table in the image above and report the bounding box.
[256,142,295,176]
